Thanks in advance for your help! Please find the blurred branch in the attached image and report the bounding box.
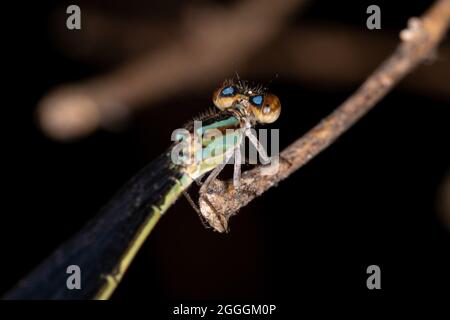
[199,0,450,227]
[55,16,450,100]
[38,0,305,140]
[437,170,450,232]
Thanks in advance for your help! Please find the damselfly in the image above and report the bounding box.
[162,79,281,231]
[5,79,281,300]
[97,78,280,298]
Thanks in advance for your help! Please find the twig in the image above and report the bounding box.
[6,0,448,299]
[199,0,450,230]
[248,26,450,100]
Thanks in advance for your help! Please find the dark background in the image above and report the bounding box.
[1,0,449,306]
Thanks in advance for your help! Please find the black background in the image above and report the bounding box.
[1,0,449,308]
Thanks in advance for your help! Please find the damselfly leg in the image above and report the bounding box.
[244,128,271,165]
[233,138,242,190]
[182,190,210,228]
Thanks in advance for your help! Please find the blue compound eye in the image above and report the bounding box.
[250,95,264,106]
[220,86,235,97]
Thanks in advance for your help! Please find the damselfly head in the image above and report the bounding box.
[212,79,281,123]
